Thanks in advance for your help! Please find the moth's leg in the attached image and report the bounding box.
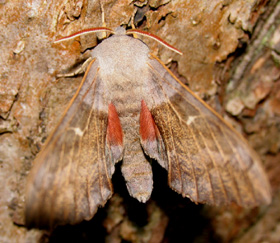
[57,57,93,78]
[99,0,107,39]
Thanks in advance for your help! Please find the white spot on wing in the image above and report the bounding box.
[73,127,84,136]
[186,116,197,125]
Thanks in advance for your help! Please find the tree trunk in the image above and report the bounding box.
[0,0,279,242]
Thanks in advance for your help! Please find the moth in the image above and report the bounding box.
[25,26,271,229]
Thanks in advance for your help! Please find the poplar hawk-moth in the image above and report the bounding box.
[25,26,271,229]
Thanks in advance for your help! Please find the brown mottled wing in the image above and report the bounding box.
[144,55,271,206]
[25,60,122,228]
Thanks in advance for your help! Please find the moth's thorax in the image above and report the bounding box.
[91,31,152,113]
[91,34,150,77]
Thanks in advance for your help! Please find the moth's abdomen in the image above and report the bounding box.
[121,139,153,202]
[113,92,153,202]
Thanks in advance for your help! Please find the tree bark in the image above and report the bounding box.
[0,0,279,242]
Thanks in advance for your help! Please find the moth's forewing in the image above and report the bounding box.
[25,60,119,228]
[144,55,271,206]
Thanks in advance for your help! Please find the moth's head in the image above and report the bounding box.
[113,26,126,36]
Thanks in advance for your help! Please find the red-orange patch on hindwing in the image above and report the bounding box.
[107,103,123,146]
[140,100,158,142]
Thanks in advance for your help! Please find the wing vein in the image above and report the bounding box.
[71,67,100,219]
[39,60,98,208]
[148,62,231,203]
[49,142,66,225]
[222,127,257,204]
[148,64,198,199]
[97,109,103,201]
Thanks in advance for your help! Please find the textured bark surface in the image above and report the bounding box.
[0,0,279,242]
